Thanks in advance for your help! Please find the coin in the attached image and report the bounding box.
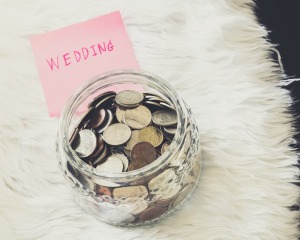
[91,144,108,166]
[124,105,151,129]
[138,126,163,147]
[129,142,156,171]
[148,169,181,200]
[89,136,105,159]
[113,185,148,202]
[115,90,144,108]
[138,206,166,221]
[96,156,124,173]
[152,109,177,126]
[74,129,97,158]
[161,141,171,154]
[124,130,140,151]
[96,109,113,134]
[88,108,106,129]
[111,153,129,172]
[94,94,116,109]
[163,126,177,135]
[115,107,126,123]
[102,123,131,146]
[88,91,116,108]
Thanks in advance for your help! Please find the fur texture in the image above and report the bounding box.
[0,0,299,239]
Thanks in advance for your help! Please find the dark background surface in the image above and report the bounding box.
[255,0,300,214]
[255,1,300,150]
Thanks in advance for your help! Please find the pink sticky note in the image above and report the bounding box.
[30,11,139,117]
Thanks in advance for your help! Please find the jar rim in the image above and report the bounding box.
[58,69,187,181]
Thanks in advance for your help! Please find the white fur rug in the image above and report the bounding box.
[0,0,299,239]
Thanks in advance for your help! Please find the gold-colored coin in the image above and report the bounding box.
[124,130,140,151]
[138,126,163,147]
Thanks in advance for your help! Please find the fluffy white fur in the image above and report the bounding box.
[0,0,299,239]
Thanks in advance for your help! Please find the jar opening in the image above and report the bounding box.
[59,70,187,181]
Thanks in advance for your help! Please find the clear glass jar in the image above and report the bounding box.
[56,69,202,226]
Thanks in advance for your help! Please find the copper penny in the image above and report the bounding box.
[129,142,156,171]
[96,109,113,133]
[88,108,106,129]
[138,206,166,221]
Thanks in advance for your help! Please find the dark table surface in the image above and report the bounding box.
[255,0,300,214]
[256,1,300,150]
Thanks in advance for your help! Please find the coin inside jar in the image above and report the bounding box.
[124,105,151,129]
[74,129,97,158]
[129,142,156,171]
[138,126,163,147]
[88,108,106,129]
[152,109,177,126]
[96,156,124,173]
[102,123,131,146]
[124,130,140,151]
[115,90,144,108]
[111,153,129,171]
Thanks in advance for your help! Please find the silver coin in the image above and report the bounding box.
[96,156,124,173]
[152,109,177,126]
[102,123,131,146]
[163,126,177,135]
[115,90,144,108]
[124,105,152,129]
[115,107,126,123]
[111,153,129,172]
[96,109,113,134]
[74,129,97,158]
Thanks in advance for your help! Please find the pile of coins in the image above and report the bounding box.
[69,90,178,173]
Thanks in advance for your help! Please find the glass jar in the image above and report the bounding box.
[56,69,202,226]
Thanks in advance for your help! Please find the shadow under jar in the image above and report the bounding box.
[56,69,202,226]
